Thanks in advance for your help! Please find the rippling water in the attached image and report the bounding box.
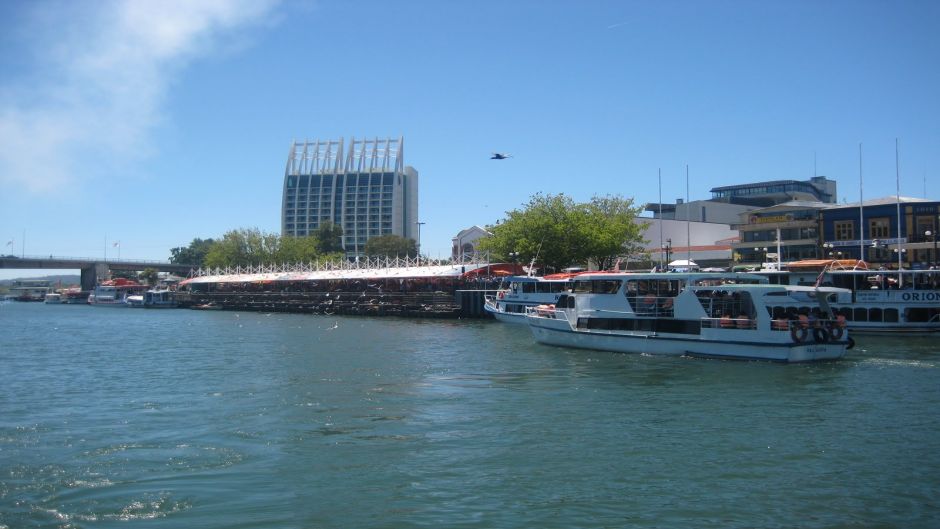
[1,302,938,528]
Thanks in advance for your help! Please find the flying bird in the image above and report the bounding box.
[490,153,512,160]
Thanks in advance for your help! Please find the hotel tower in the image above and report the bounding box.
[281,137,419,256]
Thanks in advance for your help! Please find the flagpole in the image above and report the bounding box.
[859,142,864,263]
[686,164,691,264]
[896,138,902,273]
[658,168,664,268]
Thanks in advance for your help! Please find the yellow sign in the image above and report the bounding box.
[750,214,793,224]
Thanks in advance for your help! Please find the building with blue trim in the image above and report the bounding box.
[821,197,940,269]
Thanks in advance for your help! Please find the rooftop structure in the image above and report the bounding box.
[710,176,837,206]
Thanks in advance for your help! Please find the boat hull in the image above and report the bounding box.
[484,300,528,324]
[527,316,847,363]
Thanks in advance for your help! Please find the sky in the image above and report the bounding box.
[1,0,938,279]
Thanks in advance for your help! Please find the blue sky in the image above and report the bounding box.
[2,0,938,279]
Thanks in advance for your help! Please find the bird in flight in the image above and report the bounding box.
[490,153,512,160]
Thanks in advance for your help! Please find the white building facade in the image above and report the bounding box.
[282,137,419,256]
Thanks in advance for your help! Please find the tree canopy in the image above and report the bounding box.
[477,193,647,272]
[169,238,215,266]
[314,222,344,254]
[198,228,345,269]
[363,234,417,259]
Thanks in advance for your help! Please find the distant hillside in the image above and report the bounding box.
[0,274,81,287]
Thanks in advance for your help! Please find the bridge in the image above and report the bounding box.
[0,255,196,290]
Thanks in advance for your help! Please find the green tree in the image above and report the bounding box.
[169,238,215,266]
[204,228,280,268]
[478,193,647,272]
[314,222,344,254]
[364,234,417,258]
[139,268,159,286]
[477,193,582,272]
[579,195,648,271]
[276,235,321,263]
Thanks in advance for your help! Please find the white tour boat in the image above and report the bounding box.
[143,289,179,308]
[43,292,63,304]
[525,272,852,363]
[760,259,940,333]
[89,279,147,307]
[484,274,575,324]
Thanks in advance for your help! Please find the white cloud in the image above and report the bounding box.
[0,0,281,194]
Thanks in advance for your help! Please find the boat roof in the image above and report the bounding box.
[505,274,574,282]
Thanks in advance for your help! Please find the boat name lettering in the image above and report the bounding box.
[901,292,940,302]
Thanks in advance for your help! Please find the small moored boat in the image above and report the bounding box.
[484,274,574,324]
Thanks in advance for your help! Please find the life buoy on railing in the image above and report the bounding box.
[812,326,830,343]
[497,291,505,299]
[791,325,808,343]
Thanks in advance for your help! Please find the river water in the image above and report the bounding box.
[1,302,938,528]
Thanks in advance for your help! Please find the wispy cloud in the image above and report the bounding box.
[0,0,281,194]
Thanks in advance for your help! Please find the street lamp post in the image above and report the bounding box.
[926,230,936,269]
[823,242,834,259]
[661,238,672,270]
[416,221,426,264]
[753,246,767,264]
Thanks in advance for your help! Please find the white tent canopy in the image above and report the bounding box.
[668,259,698,267]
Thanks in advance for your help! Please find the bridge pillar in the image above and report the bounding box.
[81,263,110,291]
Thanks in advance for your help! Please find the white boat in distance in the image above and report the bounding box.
[759,259,940,333]
[526,272,852,363]
[143,289,178,308]
[43,292,63,304]
[89,279,147,307]
[484,274,575,323]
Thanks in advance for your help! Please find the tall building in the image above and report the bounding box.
[281,137,419,255]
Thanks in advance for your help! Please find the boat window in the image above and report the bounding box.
[869,308,883,322]
[854,307,868,322]
[522,282,536,293]
[572,279,621,294]
[904,307,939,323]
[573,280,591,293]
[884,308,899,323]
[535,281,569,294]
[693,289,755,319]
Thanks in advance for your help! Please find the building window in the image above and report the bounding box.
[869,218,890,239]
[834,221,854,241]
[915,216,935,241]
